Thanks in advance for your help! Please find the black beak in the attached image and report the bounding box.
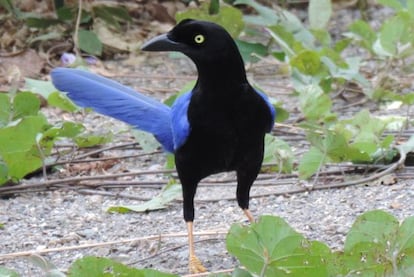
[141,33,183,52]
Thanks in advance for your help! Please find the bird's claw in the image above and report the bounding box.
[189,254,207,273]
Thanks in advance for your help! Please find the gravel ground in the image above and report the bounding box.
[1,5,414,277]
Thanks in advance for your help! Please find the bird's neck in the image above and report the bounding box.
[194,53,247,93]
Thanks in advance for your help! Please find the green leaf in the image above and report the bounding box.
[0,115,48,179]
[93,5,131,30]
[263,135,293,173]
[0,161,8,185]
[24,78,57,99]
[176,3,244,38]
[399,135,414,155]
[379,11,413,56]
[47,91,78,112]
[0,94,11,127]
[78,30,103,56]
[0,266,20,277]
[338,210,414,276]
[234,0,278,26]
[297,84,332,120]
[345,210,399,252]
[298,146,325,179]
[56,6,73,21]
[13,92,40,119]
[163,80,196,107]
[231,268,253,277]
[28,32,63,45]
[27,255,66,277]
[290,50,322,75]
[25,17,61,28]
[74,133,112,148]
[132,129,161,153]
[0,0,15,15]
[347,20,376,51]
[377,0,404,10]
[308,0,332,29]
[235,39,268,63]
[227,215,330,276]
[209,0,220,14]
[68,256,177,277]
[107,183,181,213]
[408,0,414,13]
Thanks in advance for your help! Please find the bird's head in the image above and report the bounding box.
[141,19,242,68]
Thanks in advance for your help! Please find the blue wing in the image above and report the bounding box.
[171,91,192,150]
[254,89,276,132]
[51,68,175,152]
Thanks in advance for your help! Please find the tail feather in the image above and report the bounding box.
[51,68,174,152]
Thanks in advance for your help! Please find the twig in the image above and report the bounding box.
[0,169,175,194]
[73,0,83,57]
[0,230,227,260]
[129,238,223,265]
[72,142,141,160]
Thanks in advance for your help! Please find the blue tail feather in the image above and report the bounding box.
[51,68,174,152]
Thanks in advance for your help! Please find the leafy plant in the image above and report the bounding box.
[68,256,177,277]
[227,210,414,276]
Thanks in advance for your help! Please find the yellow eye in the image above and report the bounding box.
[194,34,205,44]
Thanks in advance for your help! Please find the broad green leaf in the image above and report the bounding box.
[308,0,332,29]
[322,131,348,162]
[74,133,112,148]
[235,0,277,25]
[0,94,11,127]
[0,0,15,14]
[56,6,73,21]
[347,20,376,51]
[227,215,330,276]
[209,0,220,14]
[28,32,62,45]
[24,78,57,99]
[47,91,78,112]
[377,0,404,10]
[93,5,131,30]
[0,161,8,185]
[231,268,253,277]
[235,39,268,63]
[25,17,61,28]
[176,3,244,38]
[263,135,293,173]
[339,211,414,276]
[68,256,177,277]
[409,0,414,13]
[27,255,65,277]
[297,84,332,120]
[107,183,181,213]
[164,80,196,107]
[0,266,20,277]
[132,129,160,153]
[290,50,322,75]
[40,122,84,153]
[379,11,413,56]
[78,29,103,56]
[399,135,414,155]
[344,210,399,252]
[0,115,48,179]
[12,92,40,119]
[298,146,325,179]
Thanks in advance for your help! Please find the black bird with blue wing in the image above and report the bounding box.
[51,19,275,273]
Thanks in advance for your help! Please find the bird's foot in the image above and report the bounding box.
[189,254,207,273]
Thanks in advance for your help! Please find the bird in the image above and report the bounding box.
[51,19,275,273]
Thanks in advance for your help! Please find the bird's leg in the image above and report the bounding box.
[187,221,207,273]
[243,208,255,223]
